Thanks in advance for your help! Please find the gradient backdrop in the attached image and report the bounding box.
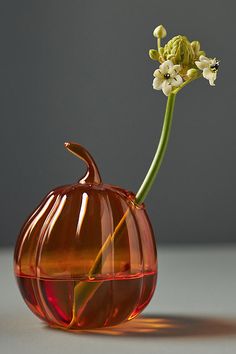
[0,0,235,247]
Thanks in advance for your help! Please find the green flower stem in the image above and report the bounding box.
[135,93,176,205]
[173,74,202,94]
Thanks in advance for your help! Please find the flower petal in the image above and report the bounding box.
[159,60,173,73]
[165,60,174,68]
[209,78,216,86]
[153,77,163,90]
[153,69,163,78]
[202,68,217,85]
[203,68,214,80]
[170,74,183,87]
[172,64,181,73]
[211,58,217,65]
[162,81,172,96]
[209,72,217,86]
[195,60,209,70]
[199,55,210,62]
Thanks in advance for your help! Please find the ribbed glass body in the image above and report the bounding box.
[14,143,157,330]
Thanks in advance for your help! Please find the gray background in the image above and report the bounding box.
[0,0,235,247]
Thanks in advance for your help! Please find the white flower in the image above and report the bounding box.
[195,55,219,86]
[152,60,183,96]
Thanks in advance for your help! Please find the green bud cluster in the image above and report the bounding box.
[163,35,194,66]
[149,25,206,75]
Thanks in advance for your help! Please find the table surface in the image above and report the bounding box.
[1,246,236,354]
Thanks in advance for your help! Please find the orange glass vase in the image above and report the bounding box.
[14,142,157,330]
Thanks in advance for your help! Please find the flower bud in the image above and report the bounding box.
[163,35,195,67]
[191,41,200,56]
[153,25,167,39]
[187,68,198,79]
[149,49,160,61]
[198,50,206,57]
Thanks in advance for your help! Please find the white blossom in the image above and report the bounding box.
[153,60,183,96]
[195,55,219,86]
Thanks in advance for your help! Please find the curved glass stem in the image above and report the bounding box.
[135,93,176,204]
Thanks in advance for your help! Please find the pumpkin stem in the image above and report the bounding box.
[64,142,102,184]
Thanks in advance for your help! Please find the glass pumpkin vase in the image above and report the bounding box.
[14,142,157,330]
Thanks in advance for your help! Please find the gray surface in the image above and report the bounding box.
[1,246,236,354]
[0,0,235,247]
